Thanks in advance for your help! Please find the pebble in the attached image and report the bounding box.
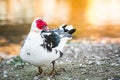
[34,76,39,80]
[3,70,8,78]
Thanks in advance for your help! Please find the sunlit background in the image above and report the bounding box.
[0,0,120,59]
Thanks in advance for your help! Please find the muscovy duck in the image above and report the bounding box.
[20,18,76,77]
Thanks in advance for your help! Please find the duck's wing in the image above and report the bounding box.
[41,31,61,49]
[40,24,76,52]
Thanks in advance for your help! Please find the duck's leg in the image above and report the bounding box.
[36,67,43,76]
[50,61,57,77]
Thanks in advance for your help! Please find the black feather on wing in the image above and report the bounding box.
[40,31,61,52]
[44,31,61,48]
[68,29,76,34]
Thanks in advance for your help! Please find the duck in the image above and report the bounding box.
[20,18,76,77]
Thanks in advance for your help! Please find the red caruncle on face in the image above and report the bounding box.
[36,19,47,29]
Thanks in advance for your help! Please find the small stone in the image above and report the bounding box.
[3,70,7,74]
[3,70,8,78]
[34,76,39,80]
[79,63,82,67]
[3,74,8,78]
[47,77,51,80]
[95,61,101,65]
[108,78,113,80]
[6,59,13,64]
[111,63,119,66]
[15,74,19,76]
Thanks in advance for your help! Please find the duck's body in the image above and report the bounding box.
[20,32,62,67]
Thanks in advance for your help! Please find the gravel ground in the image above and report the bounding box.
[0,42,120,80]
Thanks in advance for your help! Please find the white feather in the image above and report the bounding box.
[65,25,73,30]
[20,32,60,66]
[54,37,71,51]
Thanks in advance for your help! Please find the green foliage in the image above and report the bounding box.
[11,56,26,69]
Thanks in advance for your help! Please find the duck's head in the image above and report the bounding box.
[30,18,49,33]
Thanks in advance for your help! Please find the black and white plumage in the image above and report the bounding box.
[20,18,76,76]
[41,24,76,52]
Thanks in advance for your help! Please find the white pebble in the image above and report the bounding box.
[3,70,8,78]
[47,77,51,80]
[34,76,39,80]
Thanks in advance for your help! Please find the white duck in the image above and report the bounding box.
[20,18,76,76]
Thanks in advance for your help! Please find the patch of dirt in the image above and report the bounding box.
[0,43,120,80]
